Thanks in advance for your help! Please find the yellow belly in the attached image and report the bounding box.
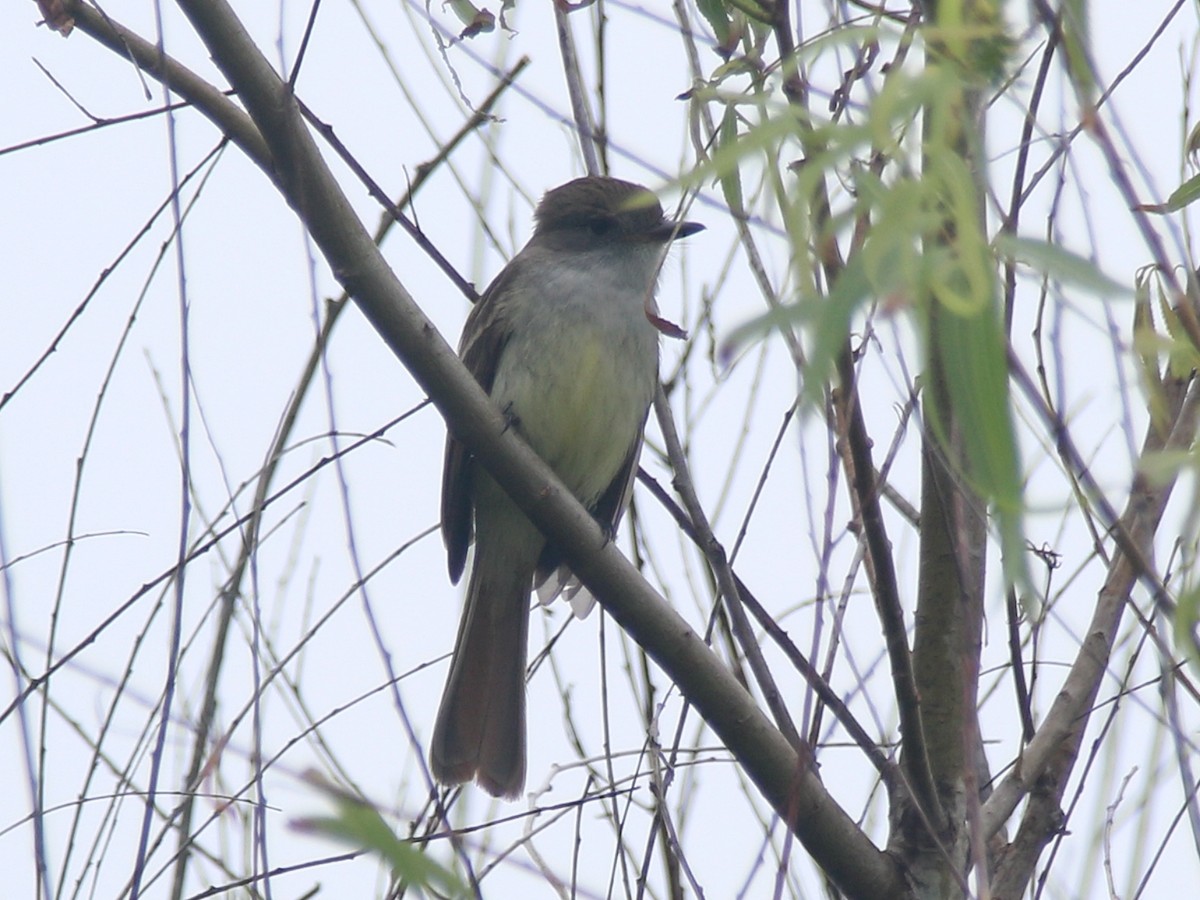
[493,329,652,507]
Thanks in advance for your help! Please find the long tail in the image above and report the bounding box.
[430,512,537,798]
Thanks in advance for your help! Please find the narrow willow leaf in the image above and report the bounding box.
[723,0,772,25]
[1138,449,1195,484]
[720,299,811,365]
[719,254,871,408]
[1060,0,1097,107]
[683,106,812,194]
[1175,585,1200,671]
[860,178,931,299]
[928,150,996,316]
[929,291,1030,593]
[293,772,463,896]
[1163,173,1200,212]
[716,104,744,212]
[1155,288,1200,378]
[696,0,732,47]
[995,233,1129,297]
[802,256,873,405]
[792,24,881,67]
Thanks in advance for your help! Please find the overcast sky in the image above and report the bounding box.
[3,2,1199,898]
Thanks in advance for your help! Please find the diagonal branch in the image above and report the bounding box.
[68,2,271,174]
[984,366,1199,839]
[49,0,909,893]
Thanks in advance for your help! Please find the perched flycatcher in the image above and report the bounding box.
[431,176,702,798]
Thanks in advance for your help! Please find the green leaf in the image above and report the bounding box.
[1174,585,1200,672]
[995,233,1130,298]
[1060,0,1097,107]
[293,771,463,896]
[1163,173,1200,212]
[928,291,1030,593]
[716,104,744,213]
[719,252,872,397]
[921,163,1030,592]
[858,176,933,300]
[1138,448,1195,485]
[719,299,810,364]
[725,0,772,25]
[802,255,873,403]
[720,254,873,409]
[682,105,810,195]
[1186,120,1200,168]
[696,0,733,48]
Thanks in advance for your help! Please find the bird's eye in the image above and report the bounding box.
[588,217,615,236]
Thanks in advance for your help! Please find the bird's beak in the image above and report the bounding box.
[646,220,704,242]
[668,220,704,241]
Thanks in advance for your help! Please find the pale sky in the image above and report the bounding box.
[2,2,1198,897]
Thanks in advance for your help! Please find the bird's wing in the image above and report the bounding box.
[440,267,518,583]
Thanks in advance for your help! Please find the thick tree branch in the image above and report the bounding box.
[163,63,523,900]
[903,5,997,892]
[53,0,907,893]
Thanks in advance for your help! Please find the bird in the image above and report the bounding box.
[430,175,702,798]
